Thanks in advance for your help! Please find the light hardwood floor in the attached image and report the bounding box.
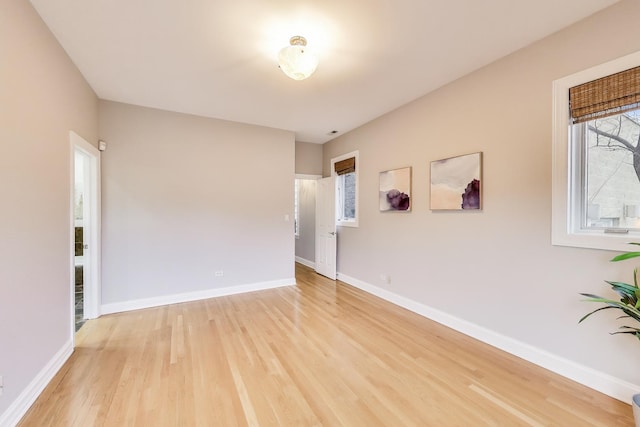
[19,263,634,426]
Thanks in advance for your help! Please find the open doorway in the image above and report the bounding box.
[71,131,101,335]
[294,175,321,269]
[73,150,86,330]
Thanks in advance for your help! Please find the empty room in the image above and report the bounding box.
[4,0,640,425]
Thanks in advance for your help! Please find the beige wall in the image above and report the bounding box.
[99,101,295,306]
[324,0,640,388]
[0,0,98,419]
[295,141,323,175]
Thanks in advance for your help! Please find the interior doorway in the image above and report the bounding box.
[294,175,322,270]
[71,131,101,335]
[73,150,86,330]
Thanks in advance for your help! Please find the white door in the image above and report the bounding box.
[71,131,101,334]
[315,177,337,280]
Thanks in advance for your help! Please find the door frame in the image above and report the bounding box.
[70,131,101,339]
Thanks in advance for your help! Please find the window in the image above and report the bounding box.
[332,151,359,227]
[581,110,640,231]
[552,51,640,251]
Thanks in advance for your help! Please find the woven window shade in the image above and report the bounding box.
[569,66,640,124]
[334,157,355,175]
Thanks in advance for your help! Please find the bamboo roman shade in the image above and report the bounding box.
[334,157,356,175]
[569,66,640,124]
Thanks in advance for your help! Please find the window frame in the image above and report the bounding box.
[331,150,359,228]
[552,50,640,252]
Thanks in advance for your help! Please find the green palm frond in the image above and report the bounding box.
[579,244,640,341]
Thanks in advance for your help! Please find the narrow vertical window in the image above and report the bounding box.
[332,151,359,227]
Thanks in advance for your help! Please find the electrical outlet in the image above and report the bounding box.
[215,270,224,277]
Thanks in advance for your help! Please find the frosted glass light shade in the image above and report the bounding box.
[278,36,318,81]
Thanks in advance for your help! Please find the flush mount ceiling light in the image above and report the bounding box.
[278,36,318,81]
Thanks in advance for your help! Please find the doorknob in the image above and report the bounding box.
[329,232,336,236]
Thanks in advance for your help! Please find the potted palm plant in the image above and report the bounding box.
[580,243,640,425]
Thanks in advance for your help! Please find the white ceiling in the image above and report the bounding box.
[30,0,620,144]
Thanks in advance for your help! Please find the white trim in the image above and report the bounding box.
[0,341,73,427]
[337,272,640,404]
[552,50,640,252]
[101,279,296,315]
[331,151,359,227]
[294,178,300,238]
[295,256,315,269]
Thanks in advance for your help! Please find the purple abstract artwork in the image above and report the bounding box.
[379,167,411,212]
[430,152,482,210]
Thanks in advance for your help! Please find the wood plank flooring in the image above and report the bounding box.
[19,263,634,426]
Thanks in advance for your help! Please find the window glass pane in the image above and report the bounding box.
[342,172,356,220]
[584,108,640,230]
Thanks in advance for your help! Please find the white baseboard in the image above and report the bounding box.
[0,340,73,427]
[101,278,296,315]
[295,256,315,269]
[337,272,640,404]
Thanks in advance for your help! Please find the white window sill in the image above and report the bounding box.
[552,229,640,253]
[337,220,358,228]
